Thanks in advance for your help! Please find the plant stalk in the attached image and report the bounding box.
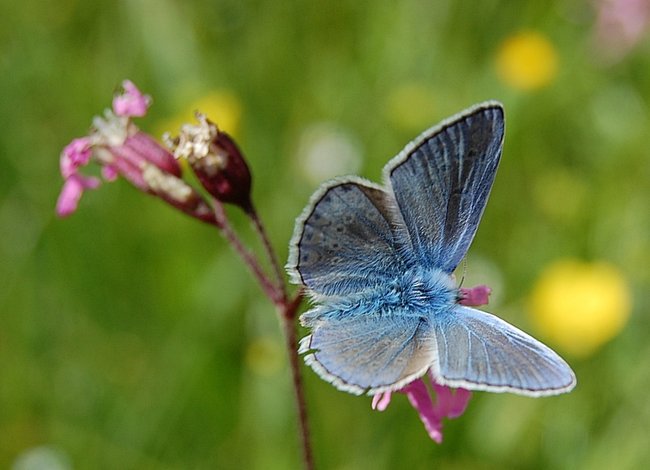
[282,292,313,470]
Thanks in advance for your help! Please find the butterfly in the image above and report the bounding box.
[287,102,576,397]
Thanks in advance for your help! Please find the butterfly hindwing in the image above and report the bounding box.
[432,305,576,396]
[385,103,504,272]
[300,307,436,394]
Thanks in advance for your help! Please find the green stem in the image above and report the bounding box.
[213,200,281,303]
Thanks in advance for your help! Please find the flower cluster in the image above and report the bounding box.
[56,78,303,460]
[56,80,253,225]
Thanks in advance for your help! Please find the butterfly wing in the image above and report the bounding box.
[299,307,436,394]
[432,305,576,396]
[385,102,504,272]
[287,177,405,296]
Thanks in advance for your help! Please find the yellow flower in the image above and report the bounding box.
[156,90,242,139]
[529,260,631,357]
[495,31,559,91]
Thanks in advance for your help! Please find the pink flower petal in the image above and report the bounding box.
[108,146,148,190]
[431,379,472,419]
[594,0,650,58]
[112,80,151,117]
[402,379,444,443]
[101,165,119,181]
[56,174,100,217]
[60,137,92,178]
[460,285,491,306]
[128,132,181,176]
[56,178,83,217]
[447,388,472,419]
[371,392,392,411]
[79,174,101,190]
[431,381,453,416]
[370,374,474,444]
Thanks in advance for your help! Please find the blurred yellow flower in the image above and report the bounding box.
[529,260,631,357]
[496,31,558,91]
[245,336,284,377]
[384,83,438,132]
[156,90,242,139]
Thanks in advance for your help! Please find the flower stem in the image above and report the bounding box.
[248,206,287,302]
[212,199,281,303]
[214,200,312,468]
[281,291,313,470]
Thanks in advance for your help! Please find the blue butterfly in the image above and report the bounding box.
[287,102,576,397]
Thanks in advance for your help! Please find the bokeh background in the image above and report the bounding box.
[2,0,649,468]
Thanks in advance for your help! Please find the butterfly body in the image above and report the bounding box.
[289,102,576,398]
[304,266,457,321]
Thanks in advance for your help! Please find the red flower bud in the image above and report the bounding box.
[201,131,252,210]
[167,114,253,212]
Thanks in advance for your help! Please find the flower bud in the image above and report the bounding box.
[166,113,253,212]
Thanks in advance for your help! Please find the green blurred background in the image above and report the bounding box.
[2,0,649,468]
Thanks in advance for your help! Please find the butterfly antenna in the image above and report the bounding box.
[459,259,467,287]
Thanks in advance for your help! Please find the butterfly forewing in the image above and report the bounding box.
[385,103,504,272]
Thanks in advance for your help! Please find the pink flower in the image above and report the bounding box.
[593,0,650,61]
[112,80,151,117]
[371,374,472,444]
[56,173,101,217]
[60,138,93,178]
[459,284,491,306]
[371,284,490,443]
[372,374,472,444]
[56,80,186,217]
